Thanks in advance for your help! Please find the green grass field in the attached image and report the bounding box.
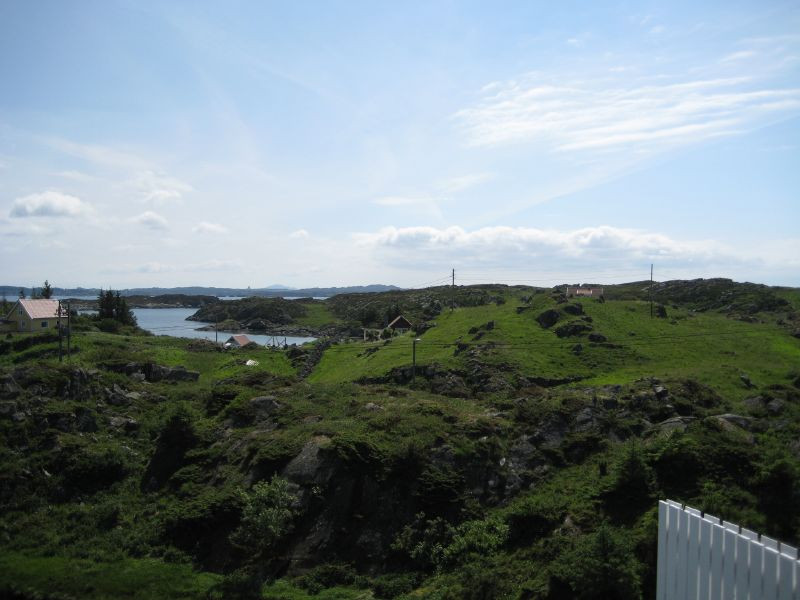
[310,289,800,405]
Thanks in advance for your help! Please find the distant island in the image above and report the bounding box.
[0,284,401,299]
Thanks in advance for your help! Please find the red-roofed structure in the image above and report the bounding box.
[225,334,254,348]
[1,299,67,333]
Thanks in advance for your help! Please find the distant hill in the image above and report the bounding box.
[0,284,401,299]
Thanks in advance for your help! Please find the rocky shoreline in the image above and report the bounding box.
[194,322,337,338]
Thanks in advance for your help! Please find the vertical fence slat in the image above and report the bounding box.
[710,521,725,600]
[762,536,779,552]
[749,541,763,600]
[699,518,712,600]
[677,508,689,599]
[736,534,749,599]
[780,543,798,560]
[763,547,778,600]
[657,501,668,600]
[741,527,759,541]
[724,527,737,598]
[687,511,700,600]
[667,503,681,600]
[778,552,793,600]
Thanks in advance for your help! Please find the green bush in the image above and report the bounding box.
[295,564,364,594]
[551,523,642,600]
[59,447,131,497]
[441,516,508,567]
[231,476,297,559]
[371,572,418,599]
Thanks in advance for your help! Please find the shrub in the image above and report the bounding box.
[231,476,297,558]
[551,523,642,600]
[442,516,509,567]
[295,564,363,594]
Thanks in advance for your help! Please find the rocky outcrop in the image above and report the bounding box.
[554,322,593,338]
[562,303,584,316]
[100,361,200,383]
[536,309,560,329]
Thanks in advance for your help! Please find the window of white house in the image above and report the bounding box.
[41,321,48,328]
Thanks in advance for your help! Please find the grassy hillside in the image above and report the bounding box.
[311,286,799,404]
[1,279,799,599]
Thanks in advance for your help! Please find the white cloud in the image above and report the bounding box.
[355,224,748,271]
[454,73,800,154]
[9,191,93,218]
[289,229,309,239]
[193,221,229,235]
[131,211,169,230]
[132,170,193,204]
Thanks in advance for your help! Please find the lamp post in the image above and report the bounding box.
[412,338,421,383]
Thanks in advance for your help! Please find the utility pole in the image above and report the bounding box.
[649,264,654,318]
[66,302,71,361]
[451,268,455,311]
[412,338,420,383]
[215,316,218,345]
[57,300,63,362]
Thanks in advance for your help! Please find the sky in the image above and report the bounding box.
[1,0,799,289]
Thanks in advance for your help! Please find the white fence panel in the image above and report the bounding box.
[656,500,800,600]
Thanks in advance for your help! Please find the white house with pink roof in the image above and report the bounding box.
[1,299,67,333]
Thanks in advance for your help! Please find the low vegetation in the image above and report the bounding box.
[1,279,798,599]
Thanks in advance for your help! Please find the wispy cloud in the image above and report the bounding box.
[437,173,494,194]
[53,170,96,182]
[373,196,438,207]
[373,195,444,220]
[42,137,150,170]
[132,170,193,204]
[9,191,93,218]
[721,50,756,63]
[130,210,169,230]
[455,74,800,154]
[288,229,309,239]
[193,221,229,234]
[133,259,242,273]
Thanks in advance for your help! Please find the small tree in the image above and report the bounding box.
[18,288,25,299]
[231,476,297,559]
[96,289,137,327]
[552,522,642,599]
[113,292,136,326]
[41,280,53,299]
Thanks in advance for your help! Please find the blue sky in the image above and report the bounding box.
[1,0,798,288]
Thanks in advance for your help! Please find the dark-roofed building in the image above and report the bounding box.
[1,299,67,333]
[387,315,413,332]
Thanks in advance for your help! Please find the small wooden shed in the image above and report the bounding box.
[224,334,254,348]
[387,315,413,332]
